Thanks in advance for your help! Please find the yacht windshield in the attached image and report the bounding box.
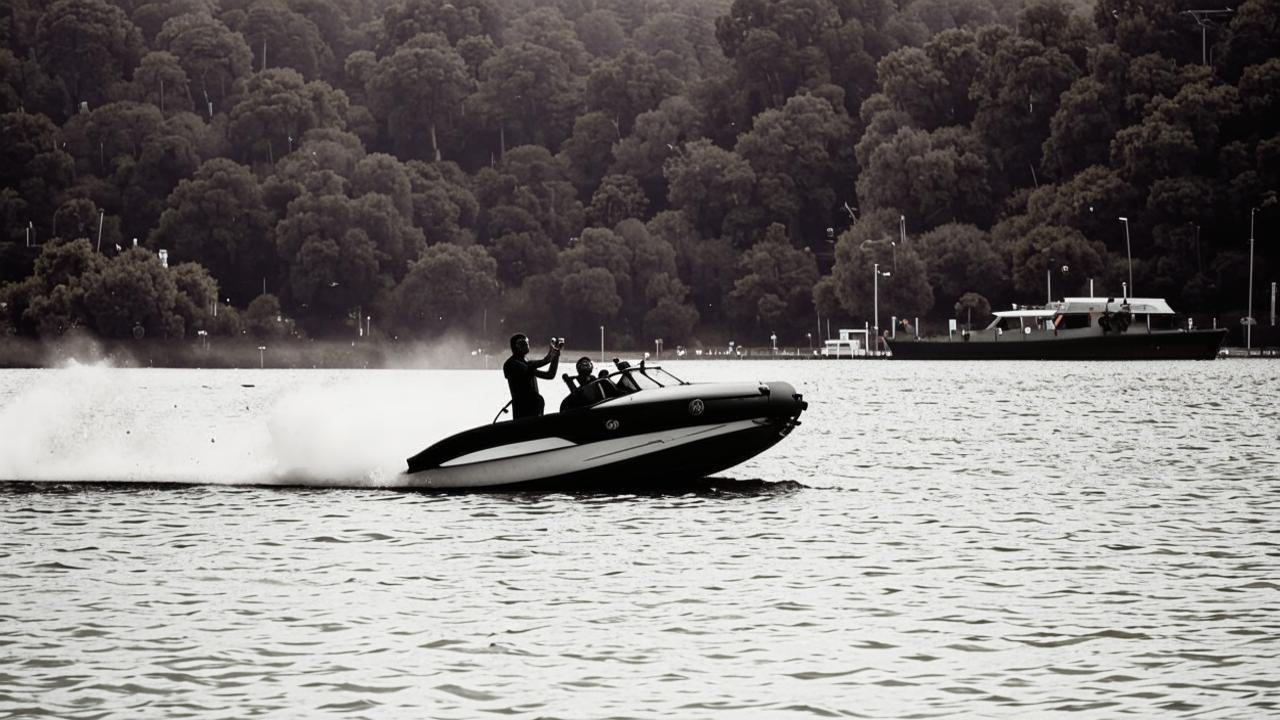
[604,363,686,393]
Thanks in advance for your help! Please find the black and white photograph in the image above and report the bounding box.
[1,0,1277,717]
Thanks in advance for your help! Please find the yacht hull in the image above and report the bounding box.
[887,328,1227,360]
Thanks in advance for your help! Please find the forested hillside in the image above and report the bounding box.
[1,0,1275,348]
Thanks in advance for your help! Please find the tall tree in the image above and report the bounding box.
[35,0,144,119]
[830,208,934,324]
[237,0,334,79]
[726,223,820,337]
[574,9,625,60]
[150,158,277,304]
[365,33,471,161]
[469,41,580,154]
[856,125,998,230]
[155,12,253,117]
[0,111,75,231]
[473,145,584,248]
[585,48,680,137]
[391,243,498,336]
[917,222,1008,309]
[509,6,588,74]
[81,247,184,338]
[587,175,648,229]
[405,159,478,246]
[130,0,216,43]
[970,24,1082,189]
[228,68,349,164]
[733,92,854,241]
[715,0,843,111]
[663,138,756,243]
[610,95,705,208]
[559,110,617,193]
[377,0,502,54]
[128,51,194,114]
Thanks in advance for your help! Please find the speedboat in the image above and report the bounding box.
[404,360,807,490]
[887,297,1227,360]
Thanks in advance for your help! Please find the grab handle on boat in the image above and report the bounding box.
[492,400,512,424]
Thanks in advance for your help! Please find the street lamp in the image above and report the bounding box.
[1182,9,1233,65]
[807,332,812,354]
[1047,261,1069,304]
[1247,207,1257,354]
[1118,217,1133,297]
[770,332,777,354]
[600,325,604,364]
[873,262,892,345]
[257,345,266,368]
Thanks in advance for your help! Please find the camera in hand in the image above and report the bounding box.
[552,337,565,350]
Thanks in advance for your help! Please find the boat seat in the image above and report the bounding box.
[560,375,623,412]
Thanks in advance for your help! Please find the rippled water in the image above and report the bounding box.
[2,360,1278,718]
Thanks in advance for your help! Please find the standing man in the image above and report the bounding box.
[503,333,563,419]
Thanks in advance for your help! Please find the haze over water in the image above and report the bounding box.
[2,360,1277,718]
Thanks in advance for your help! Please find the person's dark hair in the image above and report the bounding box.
[575,356,593,372]
[509,333,527,352]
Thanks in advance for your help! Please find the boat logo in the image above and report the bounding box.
[605,419,620,431]
[688,399,705,416]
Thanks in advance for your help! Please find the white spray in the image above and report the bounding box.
[0,363,510,487]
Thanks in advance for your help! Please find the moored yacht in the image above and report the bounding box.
[887,297,1227,360]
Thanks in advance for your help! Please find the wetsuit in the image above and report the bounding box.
[504,353,558,419]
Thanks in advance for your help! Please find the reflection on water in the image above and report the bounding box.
[1,361,1278,718]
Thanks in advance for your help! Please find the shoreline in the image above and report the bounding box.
[0,337,827,370]
[0,337,1274,370]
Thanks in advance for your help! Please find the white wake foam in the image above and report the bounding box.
[0,364,508,487]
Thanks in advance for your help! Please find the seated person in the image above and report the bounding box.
[560,357,622,411]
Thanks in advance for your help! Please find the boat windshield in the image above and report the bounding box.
[603,363,686,393]
[559,363,688,412]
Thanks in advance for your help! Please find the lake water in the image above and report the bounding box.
[1,360,1278,719]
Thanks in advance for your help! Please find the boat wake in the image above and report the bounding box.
[0,364,473,489]
[0,365,807,493]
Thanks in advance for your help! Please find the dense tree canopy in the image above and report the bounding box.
[2,0,1277,348]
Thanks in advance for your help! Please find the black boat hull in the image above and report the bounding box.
[404,381,806,490]
[409,417,798,491]
[887,329,1227,360]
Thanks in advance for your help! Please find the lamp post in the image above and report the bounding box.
[600,325,604,364]
[873,262,892,346]
[1247,207,1257,354]
[807,332,812,354]
[1118,217,1133,297]
[770,332,777,354]
[1182,9,1233,65]
[257,345,266,368]
[1047,261,1069,303]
